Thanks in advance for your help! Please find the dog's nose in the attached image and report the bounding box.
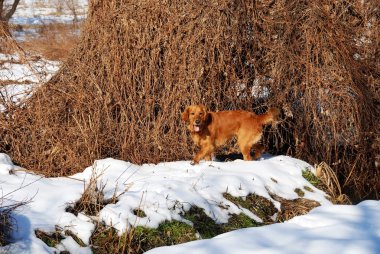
[195,119,201,125]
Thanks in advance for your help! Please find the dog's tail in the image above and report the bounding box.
[258,108,280,126]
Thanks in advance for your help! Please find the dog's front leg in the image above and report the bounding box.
[191,144,214,165]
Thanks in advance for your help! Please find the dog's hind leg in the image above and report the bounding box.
[240,145,253,161]
[238,138,253,161]
[252,143,265,160]
[238,131,262,161]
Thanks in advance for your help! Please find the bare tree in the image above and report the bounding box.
[0,0,20,22]
[65,0,79,23]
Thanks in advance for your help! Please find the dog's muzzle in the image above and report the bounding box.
[193,120,201,132]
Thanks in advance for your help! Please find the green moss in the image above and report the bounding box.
[183,206,223,238]
[90,195,279,253]
[157,221,198,244]
[304,186,314,192]
[133,221,197,253]
[222,213,259,232]
[183,206,260,239]
[181,193,274,239]
[91,221,198,254]
[294,188,305,197]
[302,169,320,187]
[223,193,277,222]
[133,209,146,218]
[90,226,120,254]
[34,229,64,247]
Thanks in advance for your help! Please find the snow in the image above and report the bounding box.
[0,53,60,110]
[81,156,328,231]
[55,236,92,254]
[0,54,59,81]
[0,153,379,254]
[145,201,380,254]
[1,0,81,109]
[11,0,88,25]
[9,0,88,42]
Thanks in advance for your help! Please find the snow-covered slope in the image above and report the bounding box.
[1,153,379,254]
[0,153,335,253]
[145,200,380,254]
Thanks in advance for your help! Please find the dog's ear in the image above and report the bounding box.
[199,105,212,125]
[181,107,190,122]
[205,112,212,125]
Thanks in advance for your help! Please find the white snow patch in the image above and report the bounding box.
[146,200,380,254]
[0,153,335,253]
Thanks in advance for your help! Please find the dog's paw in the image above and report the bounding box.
[190,161,198,165]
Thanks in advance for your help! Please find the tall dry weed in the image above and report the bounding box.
[19,23,81,61]
[1,0,379,201]
[0,21,18,53]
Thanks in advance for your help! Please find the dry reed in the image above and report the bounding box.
[18,23,81,61]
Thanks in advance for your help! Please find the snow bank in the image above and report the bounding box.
[0,153,331,253]
[70,156,329,232]
[145,200,380,254]
[1,153,379,254]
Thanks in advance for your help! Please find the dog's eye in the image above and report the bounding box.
[199,113,203,115]
[191,112,195,115]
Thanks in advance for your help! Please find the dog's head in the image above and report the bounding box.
[182,105,210,133]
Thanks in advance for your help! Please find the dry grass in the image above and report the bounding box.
[66,168,119,216]
[276,197,321,222]
[0,201,28,246]
[316,162,352,204]
[0,209,12,246]
[1,1,379,201]
[34,229,64,247]
[17,23,81,61]
[0,22,22,54]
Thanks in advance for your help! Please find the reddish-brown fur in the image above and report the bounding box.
[182,105,280,164]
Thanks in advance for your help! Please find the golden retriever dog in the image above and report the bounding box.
[182,105,280,164]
